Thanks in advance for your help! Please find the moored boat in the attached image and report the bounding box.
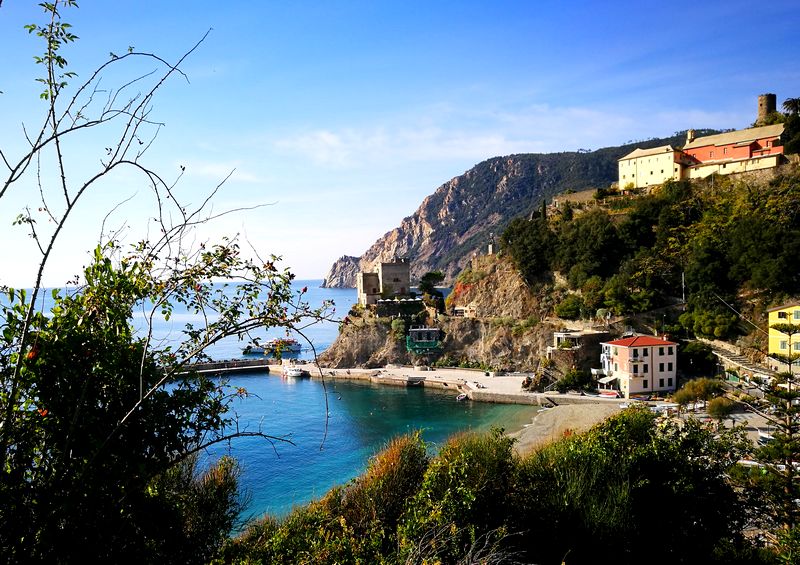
[242,338,303,356]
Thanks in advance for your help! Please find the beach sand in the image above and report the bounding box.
[510,403,622,456]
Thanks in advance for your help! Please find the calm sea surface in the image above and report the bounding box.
[22,280,539,520]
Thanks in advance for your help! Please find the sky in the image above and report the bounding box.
[0,0,798,287]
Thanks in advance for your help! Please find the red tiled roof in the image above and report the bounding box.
[604,335,676,347]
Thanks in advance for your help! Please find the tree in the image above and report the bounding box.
[707,396,735,421]
[0,3,332,560]
[418,271,445,296]
[783,97,800,116]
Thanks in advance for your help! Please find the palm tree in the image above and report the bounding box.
[783,97,800,116]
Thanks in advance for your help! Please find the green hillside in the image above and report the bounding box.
[501,163,800,339]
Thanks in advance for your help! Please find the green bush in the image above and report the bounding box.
[398,429,516,563]
[555,294,584,320]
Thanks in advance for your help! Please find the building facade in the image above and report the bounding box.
[617,145,692,189]
[766,302,800,372]
[356,259,411,306]
[599,335,678,398]
[617,96,787,190]
[683,124,785,179]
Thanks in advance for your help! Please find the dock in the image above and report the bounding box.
[181,358,272,375]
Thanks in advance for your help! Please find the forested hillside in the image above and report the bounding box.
[501,164,800,340]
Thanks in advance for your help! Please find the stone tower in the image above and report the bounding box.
[757,93,777,125]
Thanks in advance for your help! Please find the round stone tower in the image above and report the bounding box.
[757,93,777,125]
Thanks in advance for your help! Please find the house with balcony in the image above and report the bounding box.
[597,335,678,398]
[766,301,800,372]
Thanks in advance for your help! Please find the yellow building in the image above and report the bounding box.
[767,302,800,371]
[617,145,693,190]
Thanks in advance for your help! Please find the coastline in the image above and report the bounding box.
[268,361,623,455]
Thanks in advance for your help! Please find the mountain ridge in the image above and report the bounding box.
[322,131,719,288]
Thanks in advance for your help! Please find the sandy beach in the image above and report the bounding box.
[271,361,624,455]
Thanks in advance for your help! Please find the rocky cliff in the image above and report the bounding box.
[321,255,360,288]
[319,255,560,370]
[323,132,707,288]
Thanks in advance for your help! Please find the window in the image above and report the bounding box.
[794,343,800,351]
[660,169,664,174]
[643,380,648,388]
[710,151,714,158]
[643,364,648,373]
[794,310,800,320]
[659,378,665,387]
[779,311,788,319]
[659,362,664,371]
[781,341,788,350]
[633,365,639,374]
[668,362,673,371]
[668,378,673,386]
[632,348,638,358]
[643,349,648,357]
[613,347,618,355]
[668,346,673,355]
[614,363,618,372]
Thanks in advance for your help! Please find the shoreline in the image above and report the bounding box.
[268,362,623,454]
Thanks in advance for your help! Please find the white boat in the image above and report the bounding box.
[456,393,468,401]
[242,338,302,356]
[282,365,304,378]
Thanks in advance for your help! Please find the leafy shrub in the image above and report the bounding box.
[555,294,584,320]
[398,429,516,563]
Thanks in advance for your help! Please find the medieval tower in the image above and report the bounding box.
[757,93,777,125]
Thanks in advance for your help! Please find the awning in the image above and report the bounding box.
[598,376,618,384]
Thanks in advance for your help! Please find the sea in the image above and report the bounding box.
[19,280,540,520]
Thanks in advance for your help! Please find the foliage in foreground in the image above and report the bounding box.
[222,407,776,565]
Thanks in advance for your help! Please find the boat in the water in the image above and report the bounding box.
[242,338,302,356]
[456,393,468,401]
[282,365,305,378]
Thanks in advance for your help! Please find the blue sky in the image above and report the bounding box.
[1,0,798,287]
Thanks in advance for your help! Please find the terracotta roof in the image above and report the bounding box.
[618,145,680,161]
[683,124,784,150]
[767,301,800,313]
[603,335,677,347]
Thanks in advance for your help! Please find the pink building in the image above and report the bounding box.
[598,336,677,398]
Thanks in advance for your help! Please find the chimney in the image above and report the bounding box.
[686,129,695,144]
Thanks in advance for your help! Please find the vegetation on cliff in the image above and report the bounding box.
[502,165,800,339]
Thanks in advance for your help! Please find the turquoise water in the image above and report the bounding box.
[13,280,539,520]
[206,372,539,520]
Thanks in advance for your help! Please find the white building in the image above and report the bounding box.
[598,335,678,398]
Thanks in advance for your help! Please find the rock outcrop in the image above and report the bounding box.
[321,255,361,288]
[319,255,559,370]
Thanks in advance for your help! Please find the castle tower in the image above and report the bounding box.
[757,93,777,125]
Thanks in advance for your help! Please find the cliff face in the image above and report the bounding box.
[319,255,558,370]
[322,133,701,288]
[321,255,361,288]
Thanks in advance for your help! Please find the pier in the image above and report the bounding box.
[182,358,272,375]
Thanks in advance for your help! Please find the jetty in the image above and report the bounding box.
[181,358,271,375]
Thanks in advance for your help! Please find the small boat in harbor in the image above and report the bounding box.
[242,338,302,356]
[282,365,305,378]
[456,393,468,401]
